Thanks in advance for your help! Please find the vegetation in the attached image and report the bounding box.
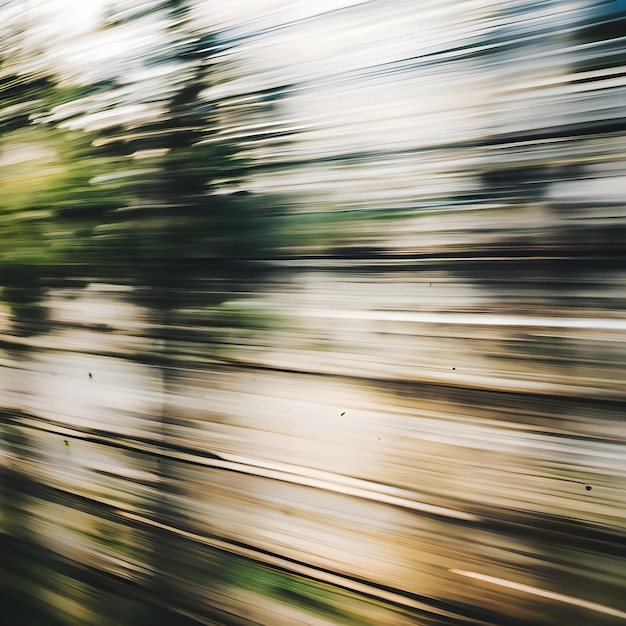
[0,1,292,624]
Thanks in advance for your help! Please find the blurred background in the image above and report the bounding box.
[1,1,625,624]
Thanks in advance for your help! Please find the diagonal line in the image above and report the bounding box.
[450,569,626,620]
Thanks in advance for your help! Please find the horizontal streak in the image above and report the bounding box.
[6,467,482,623]
[187,452,478,522]
[303,309,626,331]
[10,414,477,522]
[121,512,476,623]
[450,570,626,620]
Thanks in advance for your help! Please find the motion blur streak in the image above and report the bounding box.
[450,570,626,621]
[1,0,625,625]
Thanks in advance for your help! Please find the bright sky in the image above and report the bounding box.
[17,0,551,205]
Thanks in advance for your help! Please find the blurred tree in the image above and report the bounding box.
[0,11,67,618]
[0,41,89,624]
[0,47,55,334]
[0,46,129,334]
[40,1,289,622]
[1,0,293,621]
